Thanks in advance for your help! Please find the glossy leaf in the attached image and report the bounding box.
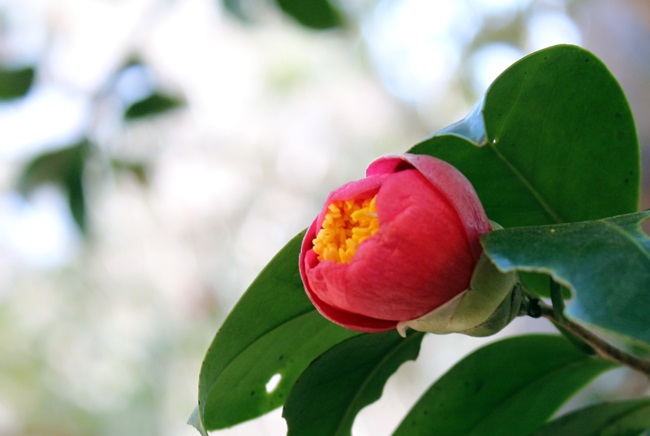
[0,66,35,100]
[533,397,650,436]
[394,335,616,436]
[197,232,358,430]
[124,91,183,120]
[410,45,639,228]
[483,211,650,346]
[283,331,424,436]
[274,0,342,29]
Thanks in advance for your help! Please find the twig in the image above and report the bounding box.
[536,301,650,377]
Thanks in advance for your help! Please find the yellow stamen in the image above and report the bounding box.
[312,195,379,264]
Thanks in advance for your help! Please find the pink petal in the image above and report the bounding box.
[305,169,476,321]
[368,154,491,260]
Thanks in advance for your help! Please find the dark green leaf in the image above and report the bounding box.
[533,397,650,436]
[197,232,358,430]
[394,335,616,436]
[283,331,424,436]
[0,66,35,100]
[17,141,88,234]
[124,91,183,120]
[410,45,639,228]
[274,0,342,30]
[64,166,87,233]
[483,211,650,346]
[17,142,86,196]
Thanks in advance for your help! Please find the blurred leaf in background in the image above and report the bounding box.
[124,91,184,120]
[0,65,36,100]
[222,0,342,29]
[16,140,89,234]
[274,0,342,29]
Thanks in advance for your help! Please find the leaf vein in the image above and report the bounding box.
[335,333,422,435]
[487,143,565,224]
[601,218,650,265]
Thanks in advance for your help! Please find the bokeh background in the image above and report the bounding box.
[1,0,649,434]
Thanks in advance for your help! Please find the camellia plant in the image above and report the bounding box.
[190,45,650,435]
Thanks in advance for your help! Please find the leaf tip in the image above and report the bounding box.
[188,405,209,436]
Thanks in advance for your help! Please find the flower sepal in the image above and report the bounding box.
[397,253,521,338]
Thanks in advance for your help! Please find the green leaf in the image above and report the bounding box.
[533,397,650,436]
[283,331,424,436]
[17,143,84,195]
[394,335,616,436]
[197,232,358,431]
[482,211,650,347]
[0,66,35,100]
[410,45,639,228]
[124,91,183,120]
[274,0,342,30]
[17,141,88,234]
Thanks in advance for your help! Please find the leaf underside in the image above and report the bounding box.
[483,211,650,347]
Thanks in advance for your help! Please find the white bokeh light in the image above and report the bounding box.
[362,0,479,102]
[527,9,582,50]
[0,189,79,268]
[0,86,88,159]
[468,43,525,95]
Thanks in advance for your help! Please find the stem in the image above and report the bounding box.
[549,278,566,321]
[537,301,650,377]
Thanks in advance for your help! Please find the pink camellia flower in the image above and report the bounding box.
[299,153,520,336]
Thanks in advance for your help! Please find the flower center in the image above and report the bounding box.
[312,195,379,264]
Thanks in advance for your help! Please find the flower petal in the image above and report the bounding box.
[299,221,396,332]
[305,169,477,321]
[368,154,491,260]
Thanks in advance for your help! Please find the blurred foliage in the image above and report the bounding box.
[110,159,150,186]
[11,54,183,234]
[0,65,35,100]
[124,92,184,120]
[17,141,89,233]
[274,0,342,29]
[222,0,342,29]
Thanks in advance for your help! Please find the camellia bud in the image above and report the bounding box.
[299,153,521,336]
